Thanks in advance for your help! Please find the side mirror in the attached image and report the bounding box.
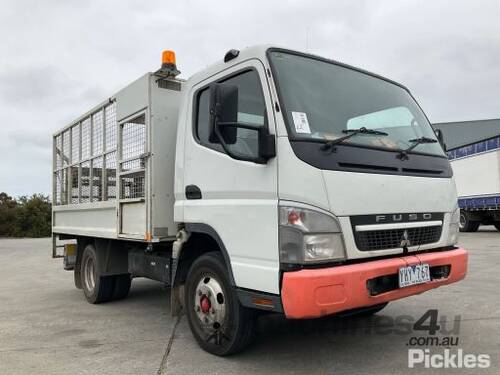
[434,128,447,152]
[208,82,276,164]
[209,83,238,144]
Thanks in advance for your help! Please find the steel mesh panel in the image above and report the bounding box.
[71,124,80,163]
[62,130,71,166]
[81,118,91,160]
[122,159,144,172]
[92,111,104,156]
[54,170,62,205]
[105,151,117,200]
[55,135,62,170]
[355,226,442,251]
[80,161,91,203]
[59,169,68,205]
[121,115,146,161]
[105,103,117,151]
[70,166,79,203]
[91,156,103,201]
[120,171,145,199]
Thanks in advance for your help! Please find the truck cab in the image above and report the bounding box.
[52,45,468,356]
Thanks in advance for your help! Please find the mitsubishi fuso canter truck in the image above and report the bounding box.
[52,46,468,355]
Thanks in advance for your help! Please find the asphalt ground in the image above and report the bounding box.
[0,229,498,374]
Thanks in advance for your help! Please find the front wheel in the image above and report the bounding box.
[184,252,256,356]
[459,210,480,232]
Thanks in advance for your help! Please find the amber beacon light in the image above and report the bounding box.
[157,49,180,78]
[162,50,176,66]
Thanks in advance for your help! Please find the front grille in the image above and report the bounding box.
[355,225,442,251]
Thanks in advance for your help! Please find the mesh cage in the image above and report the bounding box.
[54,169,68,205]
[61,169,68,205]
[71,124,80,163]
[62,130,71,166]
[120,114,146,200]
[121,172,145,199]
[105,151,117,200]
[54,101,118,205]
[92,111,104,156]
[70,166,79,204]
[122,159,143,172]
[81,118,91,160]
[80,161,90,203]
[105,103,117,151]
[121,115,146,161]
[55,135,62,170]
[91,156,103,201]
[55,170,62,205]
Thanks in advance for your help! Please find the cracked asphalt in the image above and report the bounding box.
[0,229,499,374]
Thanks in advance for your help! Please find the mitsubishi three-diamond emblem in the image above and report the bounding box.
[400,229,411,248]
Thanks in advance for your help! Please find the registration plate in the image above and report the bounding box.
[398,264,431,288]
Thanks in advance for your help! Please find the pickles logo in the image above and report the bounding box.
[407,310,491,369]
[408,349,490,369]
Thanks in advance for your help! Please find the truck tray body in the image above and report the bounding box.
[52,74,182,242]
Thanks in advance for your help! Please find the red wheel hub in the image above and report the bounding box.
[200,295,211,313]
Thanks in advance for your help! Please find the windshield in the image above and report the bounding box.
[268,51,444,156]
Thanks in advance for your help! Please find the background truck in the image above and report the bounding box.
[53,46,468,356]
[447,135,500,231]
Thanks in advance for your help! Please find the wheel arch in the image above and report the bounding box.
[174,223,236,287]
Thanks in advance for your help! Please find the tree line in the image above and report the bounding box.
[0,192,51,237]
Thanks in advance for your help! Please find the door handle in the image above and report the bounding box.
[185,185,202,200]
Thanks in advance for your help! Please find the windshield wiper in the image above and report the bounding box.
[397,136,438,160]
[320,127,388,152]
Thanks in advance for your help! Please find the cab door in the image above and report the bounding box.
[182,60,279,294]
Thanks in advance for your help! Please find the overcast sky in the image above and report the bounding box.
[1,0,499,197]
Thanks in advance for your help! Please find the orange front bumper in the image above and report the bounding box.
[281,248,468,319]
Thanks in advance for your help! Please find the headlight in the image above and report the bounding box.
[447,205,460,245]
[279,205,346,264]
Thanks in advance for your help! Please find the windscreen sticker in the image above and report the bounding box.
[291,111,311,134]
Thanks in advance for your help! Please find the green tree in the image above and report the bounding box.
[0,192,19,236]
[0,193,52,237]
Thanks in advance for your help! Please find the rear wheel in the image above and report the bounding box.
[494,222,500,232]
[184,252,256,356]
[80,244,115,304]
[112,274,131,300]
[459,210,480,232]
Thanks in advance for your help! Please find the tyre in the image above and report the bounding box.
[112,274,131,300]
[80,244,115,304]
[459,210,480,232]
[184,252,256,356]
[74,263,82,290]
[494,222,500,232]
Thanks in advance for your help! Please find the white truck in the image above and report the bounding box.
[52,46,468,355]
[446,136,500,232]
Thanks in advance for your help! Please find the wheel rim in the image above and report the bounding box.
[83,256,96,293]
[459,213,466,229]
[193,275,226,333]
